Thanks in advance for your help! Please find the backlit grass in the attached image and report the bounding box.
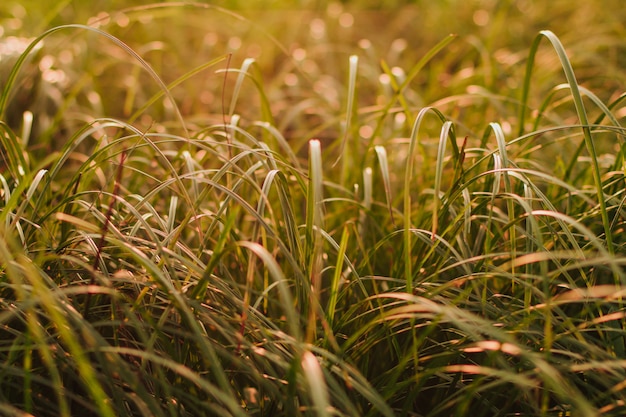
[1,1,626,416]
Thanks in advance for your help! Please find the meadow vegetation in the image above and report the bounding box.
[1,1,626,416]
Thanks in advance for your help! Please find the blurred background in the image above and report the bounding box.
[1,0,625,155]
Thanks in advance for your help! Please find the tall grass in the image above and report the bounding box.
[2,1,626,416]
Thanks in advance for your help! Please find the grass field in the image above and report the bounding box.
[1,1,626,416]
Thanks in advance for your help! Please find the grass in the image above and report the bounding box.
[2,1,626,416]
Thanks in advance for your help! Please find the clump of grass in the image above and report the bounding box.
[2,2,626,416]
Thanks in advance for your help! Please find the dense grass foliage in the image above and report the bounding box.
[1,1,626,416]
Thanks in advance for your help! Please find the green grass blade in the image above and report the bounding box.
[338,55,359,183]
[524,30,614,254]
[404,107,448,292]
[374,145,395,226]
[306,139,324,343]
[237,241,301,342]
[301,351,331,417]
[327,224,349,327]
[433,121,454,238]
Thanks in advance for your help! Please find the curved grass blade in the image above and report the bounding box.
[237,241,302,342]
[301,351,331,417]
[404,107,448,292]
[521,30,614,254]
